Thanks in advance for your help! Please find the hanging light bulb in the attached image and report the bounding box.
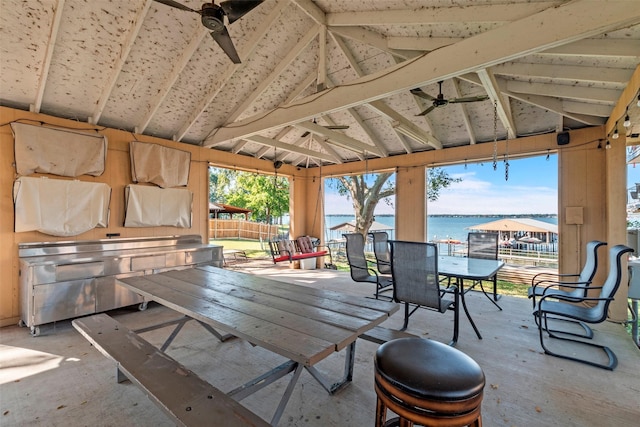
[612,123,619,140]
[605,140,611,149]
[637,93,640,107]
[624,107,631,128]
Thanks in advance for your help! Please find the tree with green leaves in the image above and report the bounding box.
[209,167,289,224]
[332,168,461,236]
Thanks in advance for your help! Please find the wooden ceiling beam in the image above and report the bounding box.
[478,69,517,139]
[506,80,620,104]
[246,134,338,163]
[205,0,640,144]
[90,0,153,124]
[174,0,288,142]
[32,0,65,114]
[493,62,633,85]
[326,2,559,26]
[135,27,208,134]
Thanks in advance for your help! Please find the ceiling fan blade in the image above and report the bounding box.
[211,27,241,63]
[410,88,436,101]
[152,0,199,13]
[220,0,264,24]
[416,105,436,116]
[449,95,490,103]
[326,125,349,130]
[301,131,311,137]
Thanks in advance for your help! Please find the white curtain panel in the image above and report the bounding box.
[13,177,111,236]
[124,184,192,228]
[11,122,107,177]
[129,141,190,188]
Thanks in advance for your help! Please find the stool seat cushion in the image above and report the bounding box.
[375,337,485,401]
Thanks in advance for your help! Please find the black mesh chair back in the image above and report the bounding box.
[467,232,501,309]
[390,240,459,345]
[369,231,392,275]
[344,233,392,299]
[344,233,373,282]
[468,232,499,260]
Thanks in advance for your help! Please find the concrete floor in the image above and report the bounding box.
[2,260,639,426]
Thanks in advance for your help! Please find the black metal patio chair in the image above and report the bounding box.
[390,240,460,346]
[532,244,633,370]
[343,233,392,299]
[528,240,607,308]
[467,232,502,310]
[369,231,391,275]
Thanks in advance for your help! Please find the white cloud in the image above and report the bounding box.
[430,175,557,215]
[323,171,558,215]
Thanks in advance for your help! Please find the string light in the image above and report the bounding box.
[623,107,631,128]
[612,122,619,140]
[605,140,611,149]
[637,93,640,107]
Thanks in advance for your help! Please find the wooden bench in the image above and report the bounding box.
[72,314,268,427]
[360,325,419,345]
[267,238,330,265]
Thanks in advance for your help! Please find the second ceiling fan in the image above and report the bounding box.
[153,0,263,64]
[411,80,489,116]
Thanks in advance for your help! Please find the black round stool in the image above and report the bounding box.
[374,338,485,427]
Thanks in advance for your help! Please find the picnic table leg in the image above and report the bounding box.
[227,360,302,426]
[196,320,236,342]
[304,341,356,394]
[134,316,191,351]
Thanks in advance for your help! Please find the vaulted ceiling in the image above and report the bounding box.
[1,0,639,168]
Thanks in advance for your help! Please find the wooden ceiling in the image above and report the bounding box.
[1,0,639,168]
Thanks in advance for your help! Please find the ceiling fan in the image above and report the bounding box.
[152,0,263,64]
[410,81,489,116]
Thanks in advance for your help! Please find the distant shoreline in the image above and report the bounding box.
[327,213,558,218]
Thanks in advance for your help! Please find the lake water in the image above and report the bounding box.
[325,214,558,243]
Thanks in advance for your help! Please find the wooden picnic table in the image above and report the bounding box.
[117,265,399,425]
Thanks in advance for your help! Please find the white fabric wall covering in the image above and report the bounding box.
[11,122,107,177]
[13,177,111,236]
[129,141,190,188]
[124,185,192,228]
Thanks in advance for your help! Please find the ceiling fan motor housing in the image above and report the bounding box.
[201,4,225,32]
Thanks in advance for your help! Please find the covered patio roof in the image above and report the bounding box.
[209,202,252,219]
[1,1,638,168]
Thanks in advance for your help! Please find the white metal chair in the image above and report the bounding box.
[528,240,607,308]
[532,244,633,370]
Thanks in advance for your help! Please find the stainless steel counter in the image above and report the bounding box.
[19,235,223,336]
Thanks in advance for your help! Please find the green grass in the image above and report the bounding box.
[210,238,531,297]
[210,238,271,258]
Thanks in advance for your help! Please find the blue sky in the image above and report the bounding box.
[324,153,640,216]
[324,155,558,215]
